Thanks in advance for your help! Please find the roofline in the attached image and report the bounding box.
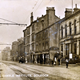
[60,9,80,23]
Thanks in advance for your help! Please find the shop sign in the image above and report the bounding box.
[69,53,72,59]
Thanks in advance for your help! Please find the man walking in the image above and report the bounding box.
[66,59,69,68]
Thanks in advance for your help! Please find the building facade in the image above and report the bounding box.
[59,4,80,63]
[23,7,60,64]
[2,47,11,61]
[18,38,25,60]
[11,41,18,61]
[23,12,36,63]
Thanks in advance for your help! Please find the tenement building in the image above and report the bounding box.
[23,7,60,64]
[18,38,24,60]
[23,12,36,63]
[59,4,80,61]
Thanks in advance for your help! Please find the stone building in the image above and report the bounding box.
[11,41,18,61]
[23,12,36,63]
[23,7,60,64]
[2,47,11,61]
[59,4,80,63]
[18,37,25,60]
[35,7,60,64]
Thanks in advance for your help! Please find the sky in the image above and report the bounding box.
[0,0,80,50]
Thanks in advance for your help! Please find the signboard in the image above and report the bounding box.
[69,53,72,59]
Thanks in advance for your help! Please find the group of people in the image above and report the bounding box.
[52,58,69,68]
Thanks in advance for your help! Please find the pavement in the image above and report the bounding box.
[0,62,22,80]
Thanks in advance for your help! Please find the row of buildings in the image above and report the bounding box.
[2,4,80,64]
[1,37,24,61]
[23,4,80,64]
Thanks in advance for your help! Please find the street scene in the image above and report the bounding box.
[0,0,80,80]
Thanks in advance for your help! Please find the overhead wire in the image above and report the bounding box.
[0,0,52,26]
[0,17,27,26]
[24,0,39,24]
[25,0,52,23]
[33,0,43,13]
[0,17,18,24]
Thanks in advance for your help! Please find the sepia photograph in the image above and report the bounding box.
[0,0,80,80]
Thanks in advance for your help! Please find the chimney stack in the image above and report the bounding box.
[75,4,77,8]
[30,12,33,23]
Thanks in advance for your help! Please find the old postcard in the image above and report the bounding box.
[0,0,80,80]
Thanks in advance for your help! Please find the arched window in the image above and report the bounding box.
[69,22,71,35]
[74,20,76,34]
[65,24,67,37]
[61,26,63,38]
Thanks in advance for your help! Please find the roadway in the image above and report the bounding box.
[0,61,80,80]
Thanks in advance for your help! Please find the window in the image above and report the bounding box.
[32,34,34,41]
[32,43,34,51]
[74,20,76,34]
[39,43,41,51]
[61,26,63,38]
[45,41,49,49]
[45,29,48,39]
[42,31,44,40]
[32,25,34,31]
[27,45,30,53]
[69,22,71,35]
[36,43,38,51]
[65,44,69,55]
[65,24,67,37]
[42,43,44,50]
[27,27,30,35]
[27,36,30,43]
[42,21,44,29]
[61,44,63,51]
[79,17,80,33]
[74,43,77,54]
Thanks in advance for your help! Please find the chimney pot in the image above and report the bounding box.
[75,4,77,8]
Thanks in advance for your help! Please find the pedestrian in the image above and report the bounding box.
[66,59,69,68]
[54,61,56,65]
[52,60,53,65]
[58,59,60,65]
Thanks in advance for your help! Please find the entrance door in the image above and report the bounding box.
[65,44,69,55]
